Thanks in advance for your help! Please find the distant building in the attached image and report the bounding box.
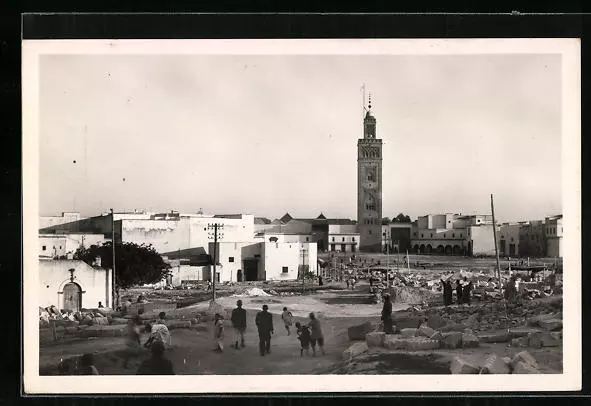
[39,233,106,259]
[519,220,547,257]
[207,239,317,282]
[498,223,522,257]
[39,259,112,311]
[545,215,563,258]
[39,212,84,230]
[382,223,412,253]
[328,224,359,253]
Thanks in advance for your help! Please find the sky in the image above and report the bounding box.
[39,53,562,223]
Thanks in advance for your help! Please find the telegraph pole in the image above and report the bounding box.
[207,223,224,301]
[491,194,502,295]
[110,208,117,309]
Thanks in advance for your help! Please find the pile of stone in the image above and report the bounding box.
[450,351,541,374]
[39,305,113,327]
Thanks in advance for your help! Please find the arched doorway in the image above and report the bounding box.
[63,282,82,312]
[453,245,461,255]
[437,245,444,254]
[445,245,452,255]
[419,244,425,253]
[426,244,432,254]
[237,269,243,282]
[413,245,419,253]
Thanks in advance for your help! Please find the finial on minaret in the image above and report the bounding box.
[368,92,372,110]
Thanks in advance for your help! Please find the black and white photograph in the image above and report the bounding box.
[22,38,581,393]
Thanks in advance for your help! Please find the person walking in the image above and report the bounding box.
[255,304,274,356]
[381,293,393,334]
[136,341,174,375]
[295,322,311,357]
[143,320,171,349]
[307,312,325,356]
[281,307,294,336]
[455,280,463,305]
[122,316,142,369]
[213,313,225,353]
[230,300,247,349]
[445,280,453,306]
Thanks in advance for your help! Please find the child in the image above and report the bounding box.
[281,307,293,335]
[295,322,311,357]
[213,313,224,353]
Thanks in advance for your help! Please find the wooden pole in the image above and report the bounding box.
[490,194,502,295]
[212,224,218,301]
[110,208,117,310]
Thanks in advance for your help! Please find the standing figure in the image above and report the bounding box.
[295,322,311,357]
[255,304,274,356]
[98,302,104,308]
[381,293,393,334]
[445,280,453,305]
[455,280,463,305]
[207,279,212,291]
[143,321,171,349]
[213,313,224,353]
[307,312,325,356]
[346,279,350,289]
[231,300,246,349]
[281,307,294,336]
[462,281,473,305]
[440,279,449,306]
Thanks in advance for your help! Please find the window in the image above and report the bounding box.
[352,237,356,242]
[382,232,386,236]
[430,233,433,238]
[421,234,424,238]
[460,234,463,238]
[332,237,335,242]
[342,237,345,242]
[282,267,288,273]
[59,245,62,249]
[452,233,455,238]
[306,237,309,242]
[42,245,46,251]
[369,230,372,235]
[444,234,446,238]
[229,257,234,263]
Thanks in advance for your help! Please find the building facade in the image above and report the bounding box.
[39,259,112,311]
[357,98,383,252]
[328,224,359,252]
[382,223,413,253]
[545,215,563,258]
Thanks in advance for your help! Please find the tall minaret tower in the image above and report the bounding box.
[357,93,383,252]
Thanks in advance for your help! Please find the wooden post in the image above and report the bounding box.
[110,208,117,310]
[490,194,502,295]
[207,223,223,302]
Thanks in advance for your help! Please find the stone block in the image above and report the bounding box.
[527,332,543,348]
[393,315,424,330]
[406,337,440,351]
[479,354,510,374]
[64,326,79,335]
[512,361,541,374]
[477,331,509,343]
[384,336,407,350]
[79,325,126,338]
[342,342,369,361]
[92,317,109,326]
[441,332,463,349]
[538,319,562,331]
[166,320,192,329]
[400,328,418,337]
[426,314,446,329]
[430,331,443,342]
[510,337,528,348]
[110,317,129,325]
[418,325,436,338]
[550,331,562,341]
[348,322,373,341]
[462,333,479,348]
[450,356,480,374]
[509,327,542,338]
[439,323,465,332]
[366,331,386,347]
[511,351,538,369]
[540,332,560,347]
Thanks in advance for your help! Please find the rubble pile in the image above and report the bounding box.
[39,305,113,327]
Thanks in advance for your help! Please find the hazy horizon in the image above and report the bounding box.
[39,53,562,223]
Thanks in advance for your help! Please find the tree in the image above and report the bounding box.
[392,213,411,223]
[381,217,391,225]
[74,241,171,297]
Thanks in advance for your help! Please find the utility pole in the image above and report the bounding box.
[207,223,224,302]
[110,208,117,309]
[490,194,502,296]
[302,247,306,292]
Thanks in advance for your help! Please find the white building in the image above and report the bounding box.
[39,212,84,229]
[545,215,563,258]
[39,233,106,259]
[39,259,112,311]
[328,224,359,253]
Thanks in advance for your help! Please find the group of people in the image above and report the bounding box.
[346,276,357,290]
[213,300,326,357]
[440,277,473,306]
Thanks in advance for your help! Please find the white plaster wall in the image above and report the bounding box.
[39,260,111,310]
[262,242,300,281]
